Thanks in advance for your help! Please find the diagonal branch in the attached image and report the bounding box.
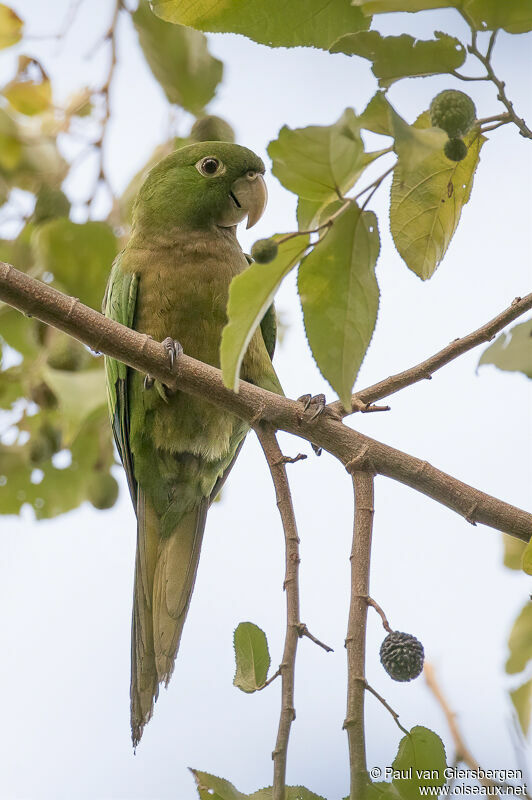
[328,293,532,418]
[256,424,302,800]
[344,471,375,800]
[0,262,530,541]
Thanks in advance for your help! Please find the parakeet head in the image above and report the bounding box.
[132,142,267,234]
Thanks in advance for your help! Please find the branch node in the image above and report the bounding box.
[296,623,334,653]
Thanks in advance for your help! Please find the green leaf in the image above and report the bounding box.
[506,602,532,675]
[366,783,403,799]
[268,109,364,203]
[133,0,223,115]
[32,219,118,310]
[392,726,446,800]
[298,203,380,410]
[0,410,115,519]
[390,112,484,280]
[41,365,106,444]
[510,679,532,737]
[190,769,248,800]
[478,319,532,379]
[330,30,466,87]
[351,0,532,33]
[0,106,22,170]
[0,365,23,408]
[151,0,370,50]
[522,539,532,576]
[220,235,309,391]
[2,55,52,116]
[233,622,271,693]
[502,534,527,571]
[0,4,23,49]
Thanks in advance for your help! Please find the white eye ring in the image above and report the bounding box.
[195,156,226,177]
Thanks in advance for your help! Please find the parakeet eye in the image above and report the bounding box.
[196,157,225,177]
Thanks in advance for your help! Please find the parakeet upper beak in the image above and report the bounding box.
[219,171,268,229]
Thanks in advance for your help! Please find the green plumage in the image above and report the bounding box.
[104,142,282,746]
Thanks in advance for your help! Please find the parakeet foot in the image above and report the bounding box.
[162,337,183,368]
[298,393,326,421]
[143,339,183,391]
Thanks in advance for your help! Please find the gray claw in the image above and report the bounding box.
[311,443,322,457]
[298,392,326,421]
[162,337,183,368]
[144,374,155,390]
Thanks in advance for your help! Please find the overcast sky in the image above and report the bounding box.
[1,2,531,799]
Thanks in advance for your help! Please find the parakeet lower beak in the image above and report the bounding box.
[219,172,268,229]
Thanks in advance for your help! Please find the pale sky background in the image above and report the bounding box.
[0,2,531,799]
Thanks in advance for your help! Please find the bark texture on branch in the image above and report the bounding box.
[1,262,530,541]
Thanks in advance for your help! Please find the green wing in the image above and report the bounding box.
[103,255,139,506]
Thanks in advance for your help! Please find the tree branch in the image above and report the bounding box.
[329,293,532,417]
[344,471,374,800]
[0,262,530,541]
[256,424,302,800]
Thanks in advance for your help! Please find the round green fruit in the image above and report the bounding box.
[46,333,91,371]
[444,137,468,162]
[33,185,71,224]
[430,90,476,138]
[251,238,278,264]
[29,423,62,464]
[380,631,424,682]
[87,472,119,510]
[190,115,235,144]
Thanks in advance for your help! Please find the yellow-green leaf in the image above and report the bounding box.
[41,366,106,444]
[0,4,22,49]
[506,602,532,675]
[233,622,270,693]
[221,235,309,391]
[522,538,532,576]
[133,0,223,114]
[32,219,118,310]
[510,679,532,737]
[392,726,447,799]
[390,113,484,280]
[298,203,380,410]
[502,534,527,571]
[151,0,369,50]
[268,109,364,203]
[330,31,466,87]
[478,319,532,379]
[2,56,52,115]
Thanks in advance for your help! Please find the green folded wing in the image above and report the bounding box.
[103,255,139,506]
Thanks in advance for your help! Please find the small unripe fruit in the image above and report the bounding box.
[29,380,57,409]
[28,422,62,464]
[430,89,476,138]
[87,472,119,510]
[190,115,235,144]
[251,238,278,264]
[380,631,424,682]
[444,137,468,162]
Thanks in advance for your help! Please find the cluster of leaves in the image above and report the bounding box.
[0,1,234,518]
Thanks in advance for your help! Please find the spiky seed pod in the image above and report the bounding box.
[251,238,278,264]
[430,89,476,138]
[444,137,468,162]
[380,631,424,682]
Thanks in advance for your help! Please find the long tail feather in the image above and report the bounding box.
[130,489,207,746]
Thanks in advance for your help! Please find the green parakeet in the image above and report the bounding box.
[103,142,282,746]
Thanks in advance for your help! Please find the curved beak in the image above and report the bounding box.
[219,172,268,229]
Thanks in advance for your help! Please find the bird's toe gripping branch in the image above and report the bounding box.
[297,393,328,456]
[143,337,183,392]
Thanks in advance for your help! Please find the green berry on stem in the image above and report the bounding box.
[251,238,278,264]
[430,89,476,138]
[444,137,468,162]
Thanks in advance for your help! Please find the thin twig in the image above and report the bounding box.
[328,293,532,418]
[366,597,393,634]
[460,15,532,139]
[344,471,375,800]
[424,663,525,794]
[256,424,302,800]
[0,263,530,541]
[297,623,333,653]
[90,0,121,207]
[258,668,282,691]
[364,680,409,735]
